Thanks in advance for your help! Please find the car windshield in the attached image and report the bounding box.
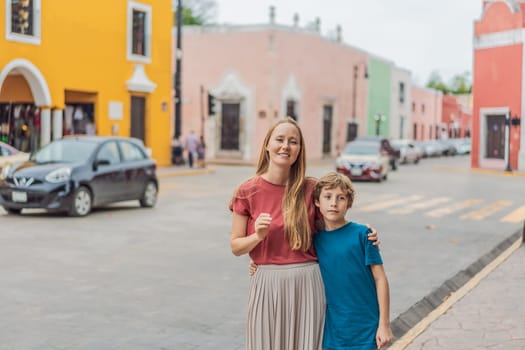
[343,143,379,155]
[31,139,98,164]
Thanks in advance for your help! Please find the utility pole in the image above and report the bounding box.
[174,0,182,139]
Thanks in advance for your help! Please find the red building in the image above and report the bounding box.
[442,95,472,138]
[473,0,524,170]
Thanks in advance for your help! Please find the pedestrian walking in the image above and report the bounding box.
[184,130,199,168]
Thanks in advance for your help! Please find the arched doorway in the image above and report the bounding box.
[0,59,51,152]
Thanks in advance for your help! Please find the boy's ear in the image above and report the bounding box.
[314,199,320,208]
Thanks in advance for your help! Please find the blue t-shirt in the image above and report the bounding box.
[313,222,383,350]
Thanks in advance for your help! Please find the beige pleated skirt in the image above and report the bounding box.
[246,261,326,350]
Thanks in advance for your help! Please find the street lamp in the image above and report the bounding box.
[348,62,368,141]
[174,0,183,139]
[505,112,521,172]
[374,113,386,136]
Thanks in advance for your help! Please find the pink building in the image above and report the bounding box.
[410,86,443,140]
[176,22,370,162]
[473,0,524,170]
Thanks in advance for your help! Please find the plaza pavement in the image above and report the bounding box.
[158,162,525,350]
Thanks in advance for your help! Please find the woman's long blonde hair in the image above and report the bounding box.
[256,117,311,251]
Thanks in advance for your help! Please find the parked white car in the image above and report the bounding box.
[391,139,422,164]
[336,141,390,182]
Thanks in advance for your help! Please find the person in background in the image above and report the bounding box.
[184,130,200,168]
[313,172,393,350]
[229,117,379,350]
[196,135,206,168]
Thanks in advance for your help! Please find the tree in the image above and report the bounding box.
[449,71,472,94]
[426,70,472,95]
[173,0,217,26]
[426,71,450,94]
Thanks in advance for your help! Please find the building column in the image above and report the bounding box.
[52,109,63,140]
[40,108,51,147]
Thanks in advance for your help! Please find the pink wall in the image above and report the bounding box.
[410,86,442,140]
[177,26,369,162]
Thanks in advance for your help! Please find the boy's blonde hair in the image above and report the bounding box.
[313,172,355,208]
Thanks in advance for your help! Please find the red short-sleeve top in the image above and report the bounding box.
[230,176,318,265]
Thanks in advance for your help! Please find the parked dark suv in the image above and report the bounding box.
[353,136,400,170]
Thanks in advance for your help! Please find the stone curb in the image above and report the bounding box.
[389,225,524,345]
[157,167,216,179]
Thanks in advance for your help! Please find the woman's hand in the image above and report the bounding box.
[366,224,380,247]
[248,260,258,276]
[254,213,272,241]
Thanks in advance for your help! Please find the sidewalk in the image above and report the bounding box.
[391,233,525,350]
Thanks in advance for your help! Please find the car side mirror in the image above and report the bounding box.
[93,159,111,171]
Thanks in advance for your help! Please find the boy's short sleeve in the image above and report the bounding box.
[362,228,383,266]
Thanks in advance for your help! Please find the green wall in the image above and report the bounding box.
[367,58,392,137]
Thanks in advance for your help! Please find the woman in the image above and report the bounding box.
[229,117,378,349]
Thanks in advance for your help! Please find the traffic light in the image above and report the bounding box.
[208,93,216,116]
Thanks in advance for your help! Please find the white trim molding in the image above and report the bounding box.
[127,1,152,64]
[126,64,156,93]
[281,74,302,121]
[474,28,525,49]
[0,58,51,106]
[210,71,254,161]
[5,0,42,45]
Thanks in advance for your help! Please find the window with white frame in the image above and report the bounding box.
[5,0,41,45]
[127,1,152,63]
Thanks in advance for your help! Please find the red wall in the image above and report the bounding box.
[472,44,522,167]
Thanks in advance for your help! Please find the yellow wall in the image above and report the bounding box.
[0,0,173,165]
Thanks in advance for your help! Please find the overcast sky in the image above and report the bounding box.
[209,0,482,86]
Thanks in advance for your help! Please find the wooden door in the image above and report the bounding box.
[221,103,240,150]
[322,105,333,155]
[485,114,505,159]
[130,96,145,142]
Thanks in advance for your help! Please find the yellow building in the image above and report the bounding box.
[0,0,172,166]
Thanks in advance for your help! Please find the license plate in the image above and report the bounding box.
[351,168,363,176]
[12,191,27,203]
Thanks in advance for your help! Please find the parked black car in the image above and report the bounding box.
[0,136,158,217]
[353,136,401,170]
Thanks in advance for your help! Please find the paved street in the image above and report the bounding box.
[0,155,524,349]
[402,242,525,350]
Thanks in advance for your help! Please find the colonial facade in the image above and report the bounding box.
[473,0,524,170]
[0,0,173,165]
[178,17,418,162]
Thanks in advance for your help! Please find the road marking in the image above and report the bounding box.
[354,193,399,206]
[460,200,513,220]
[425,198,484,218]
[388,197,451,215]
[501,205,525,223]
[357,195,423,212]
[388,238,522,350]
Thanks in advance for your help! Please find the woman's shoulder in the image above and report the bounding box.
[233,176,261,195]
[304,176,318,188]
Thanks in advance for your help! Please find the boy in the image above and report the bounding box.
[313,172,393,350]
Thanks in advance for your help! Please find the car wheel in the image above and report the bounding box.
[3,207,22,215]
[68,186,92,217]
[414,156,420,164]
[140,181,158,208]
